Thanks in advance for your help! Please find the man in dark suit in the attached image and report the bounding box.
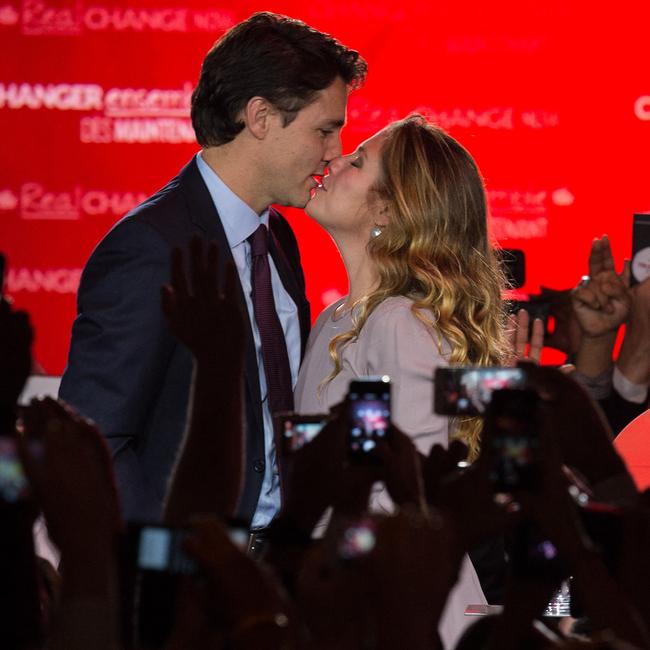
[59,12,367,525]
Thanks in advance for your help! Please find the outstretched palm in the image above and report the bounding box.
[161,235,245,365]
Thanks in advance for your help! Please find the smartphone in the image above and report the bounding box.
[276,412,328,455]
[485,389,541,492]
[434,367,527,416]
[0,436,30,503]
[338,517,377,560]
[133,525,196,575]
[124,524,196,648]
[347,377,391,463]
[631,213,650,285]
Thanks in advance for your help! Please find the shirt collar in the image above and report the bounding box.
[196,151,269,249]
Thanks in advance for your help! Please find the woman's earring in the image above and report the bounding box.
[370,225,383,238]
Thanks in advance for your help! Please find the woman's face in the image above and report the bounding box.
[305,128,388,236]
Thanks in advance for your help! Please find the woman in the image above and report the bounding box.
[294,114,508,648]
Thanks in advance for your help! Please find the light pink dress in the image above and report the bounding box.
[294,296,486,649]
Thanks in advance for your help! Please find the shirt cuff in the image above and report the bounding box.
[613,366,649,404]
[570,367,612,401]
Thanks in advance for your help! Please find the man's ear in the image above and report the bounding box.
[241,96,276,140]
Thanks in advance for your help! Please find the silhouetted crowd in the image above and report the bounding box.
[1,231,649,650]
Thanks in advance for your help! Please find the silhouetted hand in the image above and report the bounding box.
[161,235,244,366]
[19,398,122,650]
[162,236,245,523]
[281,407,350,534]
[167,516,294,650]
[374,425,425,511]
[525,365,636,498]
[423,439,511,547]
[20,397,121,556]
[616,494,650,625]
[298,510,458,650]
[0,297,33,418]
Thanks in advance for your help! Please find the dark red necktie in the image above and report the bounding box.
[248,224,294,416]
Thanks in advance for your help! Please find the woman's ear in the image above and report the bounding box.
[376,203,390,228]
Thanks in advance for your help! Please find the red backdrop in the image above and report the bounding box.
[1,0,649,374]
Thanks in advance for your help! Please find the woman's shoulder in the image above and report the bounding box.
[360,296,451,373]
[365,295,433,329]
[361,295,441,345]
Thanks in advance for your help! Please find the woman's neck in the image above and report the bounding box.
[332,231,379,309]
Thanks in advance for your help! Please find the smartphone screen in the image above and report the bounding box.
[631,213,650,285]
[347,377,391,463]
[486,389,541,492]
[338,517,377,560]
[276,413,328,455]
[135,525,196,575]
[434,367,527,416]
[0,436,30,503]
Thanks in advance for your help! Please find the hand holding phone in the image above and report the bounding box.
[484,388,541,493]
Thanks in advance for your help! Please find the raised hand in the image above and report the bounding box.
[19,397,122,555]
[572,236,631,338]
[298,510,459,650]
[281,408,348,534]
[18,397,123,650]
[506,308,545,365]
[0,297,33,420]
[524,365,636,500]
[162,237,246,523]
[161,235,244,365]
[374,425,425,511]
[423,439,511,547]
[167,516,294,650]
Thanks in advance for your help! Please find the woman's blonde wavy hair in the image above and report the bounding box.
[325,114,509,459]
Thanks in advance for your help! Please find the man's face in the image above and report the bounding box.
[262,77,348,209]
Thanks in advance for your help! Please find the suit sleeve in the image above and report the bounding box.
[59,218,176,520]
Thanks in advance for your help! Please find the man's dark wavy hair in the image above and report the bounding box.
[191,12,367,146]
